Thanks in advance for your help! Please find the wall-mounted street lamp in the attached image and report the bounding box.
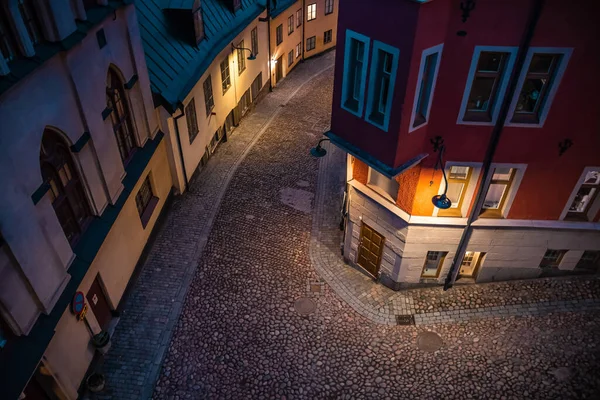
[430,136,452,210]
[310,138,330,158]
[231,43,256,60]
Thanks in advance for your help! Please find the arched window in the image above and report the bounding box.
[40,129,92,246]
[107,68,137,163]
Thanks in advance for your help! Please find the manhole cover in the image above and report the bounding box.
[417,331,443,352]
[294,297,317,316]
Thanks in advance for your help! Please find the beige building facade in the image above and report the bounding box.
[0,1,171,398]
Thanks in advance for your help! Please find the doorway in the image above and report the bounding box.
[356,223,385,278]
[276,55,283,83]
[86,275,112,330]
[459,251,485,279]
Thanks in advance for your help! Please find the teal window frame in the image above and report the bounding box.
[365,40,399,132]
[409,43,443,132]
[341,29,370,118]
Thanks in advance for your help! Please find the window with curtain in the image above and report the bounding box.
[107,69,137,163]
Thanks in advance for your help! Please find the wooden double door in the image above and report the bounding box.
[357,224,385,278]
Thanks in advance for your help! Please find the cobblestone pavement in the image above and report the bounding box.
[149,55,600,399]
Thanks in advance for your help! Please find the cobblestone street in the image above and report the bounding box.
[103,53,600,399]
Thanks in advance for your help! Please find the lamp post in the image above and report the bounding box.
[431,144,452,210]
[309,138,330,158]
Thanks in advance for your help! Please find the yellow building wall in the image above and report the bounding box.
[304,0,338,59]
[43,140,172,399]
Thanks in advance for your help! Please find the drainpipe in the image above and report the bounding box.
[172,103,189,193]
[444,0,545,290]
[301,0,306,61]
[267,1,273,91]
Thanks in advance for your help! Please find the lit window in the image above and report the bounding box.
[203,75,214,117]
[288,50,294,67]
[135,175,158,228]
[421,251,447,278]
[438,166,472,217]
[220,57,231,94]
[539,249,566,269]
[306,36,316,51]
[481,168,515,217]
[295,42,301,58]
[365,41,399,131]
[288,15,294,35]
[251,27,258,56]
[296,8,302,27]
[185,99,199,143]
[307,3,316,21]
[324,29,332,44]
[367,167,399,202]
[565,169,600,221]
[237,40,246,74]
[276,24,283,45]
[576,251,600,272]
[508,48,572,126]
[325,0,334,15]
[411,44,443,130]
[341,30,370,117]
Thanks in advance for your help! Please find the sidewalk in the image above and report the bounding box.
[310,140,600,326]
[98,52,336,400]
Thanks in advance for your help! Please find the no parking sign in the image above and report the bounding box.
[72,291,88,321]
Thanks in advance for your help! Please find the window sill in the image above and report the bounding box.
[139,196,159,229]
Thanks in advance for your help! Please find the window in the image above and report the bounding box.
[295,42,302,58]
[367,167,399,202]
[276,24,283,45]
[107,69,137,163]
[220,57,231,94]
[135,175,158,228]
[410,44,443,130]
[0,12,16,62]
[251,27,258,56]
[565,169,600,221]
[251,72,262,101]
[296,8,302,27]
[341,30,370,117]
[539,249,566,269]
[193,0,204,44]
[576,251,600,272]
[185,99,199,143]
[481,167,515,217]
[325,0,334,15]
[438,166,473,217]
[288,50,294,67]
[237,40,246,74]
[40,129,92,246]
[231,0,241,12]
[307,3,316,21]
[306,36,316,51]
[203,76,214,116]
[365,41,399,131]
[507,48,572,126]
[324,29,332,44]
[288,15,294,35]
[421,251,447,278]
[18,0,44,45]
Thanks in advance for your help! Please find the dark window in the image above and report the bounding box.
[288,15,294,35]
[576,251,600,272]
[40,129,92,246]
[295,42,301,58]
[237,40,246,74]
[251,27,258,56]
[288,50,293,67]
[220,57,231,93]
[0,11,17,62]
[203,75,214,116]
[276,24,283,45]
[464,52,508,122]
[566,170,600,221]
[343,37,366,112]
[512,53,561,124]
[324,29,332,44]
[368,48,395,127]
[296,8,302,27]
[232,0,241,12]
[251,72,262,101]
[107,69,137,163]
[135,175,158,228]
[193,1,204,44]
[413,52,439,127]
[18,0,44,45]
[539,249,566,269]
[185,99,199,143]
[325,0,334,15]
[83,0,98,11]
[306,36,316,51]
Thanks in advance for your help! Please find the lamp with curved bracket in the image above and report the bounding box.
[431,144,452,210]
[231,43,256,60]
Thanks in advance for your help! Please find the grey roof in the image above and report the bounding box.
[136,0,266,113]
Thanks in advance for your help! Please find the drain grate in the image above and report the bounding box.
[396,314,415,326]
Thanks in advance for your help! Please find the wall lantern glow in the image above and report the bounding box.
[430,136,452,210]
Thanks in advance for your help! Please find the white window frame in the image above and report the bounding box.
[457,46,518,126]
[560,167,600,221]
[341,29,370,118]
[307,3,316,21]
[365,40,399,132]
[479,163,527,218]
[432,162,482,217]
[505,47,572,128]
[408,43,443,133]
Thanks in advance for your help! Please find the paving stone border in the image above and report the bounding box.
[309,137,600,326]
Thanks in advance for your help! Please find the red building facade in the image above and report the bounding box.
[327,0,600,289]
